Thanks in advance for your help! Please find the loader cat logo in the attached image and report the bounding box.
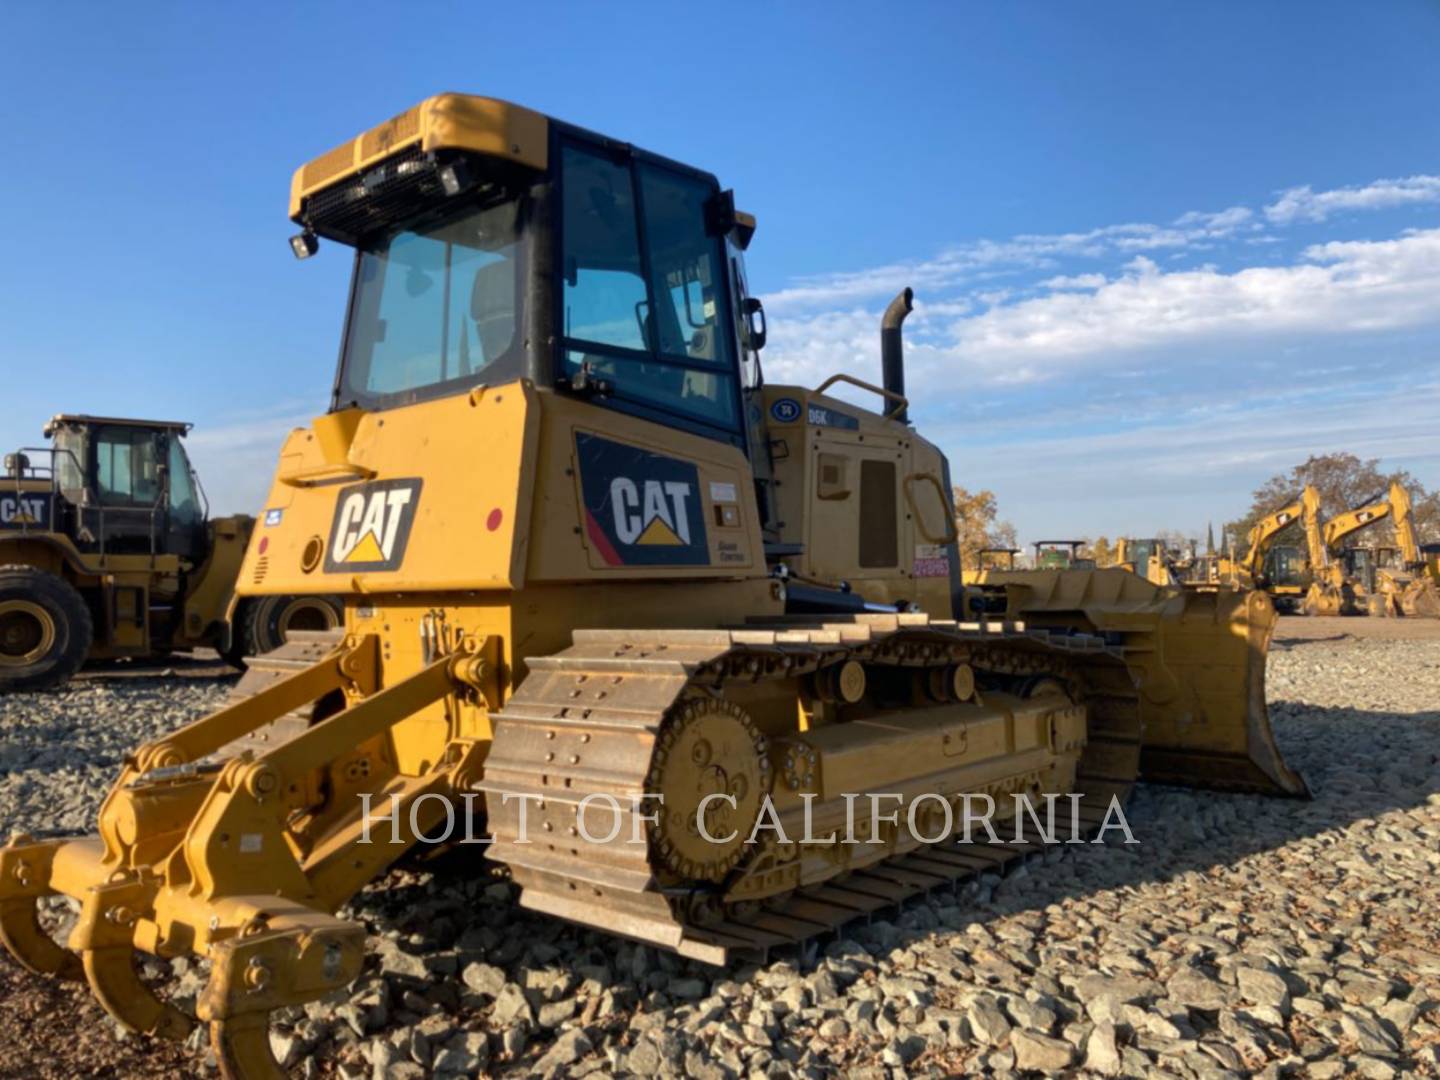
[576,433,709,567]
[0,496,48,529]
[323,478,423,573]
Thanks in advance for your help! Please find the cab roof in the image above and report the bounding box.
[289,94,550,222]
[44,414,193,438]
[289,92,756,246]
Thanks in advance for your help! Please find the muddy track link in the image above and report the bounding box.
[481,613,1144,965]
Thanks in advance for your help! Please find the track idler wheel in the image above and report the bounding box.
[82,946,194,1041]
[0,897,82,980]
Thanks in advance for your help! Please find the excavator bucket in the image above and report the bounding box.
[972,568,1308,797]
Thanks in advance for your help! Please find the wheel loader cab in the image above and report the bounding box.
[43,416,207,559]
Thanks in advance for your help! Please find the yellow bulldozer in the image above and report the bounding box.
[0,94,1307,1078]
[0,415,342,690]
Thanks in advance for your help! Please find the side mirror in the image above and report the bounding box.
[743,297,767,351]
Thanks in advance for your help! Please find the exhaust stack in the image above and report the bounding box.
[881,287,914,422]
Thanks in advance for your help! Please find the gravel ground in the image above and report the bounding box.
[1,618,1437,1079]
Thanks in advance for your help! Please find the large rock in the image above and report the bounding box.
[1167,968,1237,1010]
[536,1029,593,1075]
[1085,1021,1122,1076]
[1011,1030,1076,1073]
[968,995,1013,1045]
[1236,967,1291,1013]
[460,961,506,997]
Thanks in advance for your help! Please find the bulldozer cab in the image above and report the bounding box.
[323,123,758,453]
[23,415,208,560]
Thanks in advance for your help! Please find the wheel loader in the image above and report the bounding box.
[0,415,343,690]
[0,94,1307,1079]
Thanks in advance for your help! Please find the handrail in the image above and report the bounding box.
[903,472,959,545]
[3,444,170,559]
[811,374,909,421]
[279,461,378,488]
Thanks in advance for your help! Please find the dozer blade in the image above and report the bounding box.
[976,569,1309,797]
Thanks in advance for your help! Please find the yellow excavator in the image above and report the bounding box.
[1300,481,1434,616]
[0,94,1307,1079]
[1236,487,1326,613]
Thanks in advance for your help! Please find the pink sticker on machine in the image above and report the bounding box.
[913,543,951,578]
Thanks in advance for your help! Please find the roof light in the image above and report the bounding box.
[438,160,470,197]
[289,230,319,260]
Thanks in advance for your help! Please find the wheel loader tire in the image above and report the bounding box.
[240,595,344,658]
[0,565,93,692]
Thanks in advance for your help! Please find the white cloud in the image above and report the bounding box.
[1040,273,1108,290]
[1264,175,1440,224]
[1174,206,1253,231]
[886,227,1440,384]
[764,207,1261,313]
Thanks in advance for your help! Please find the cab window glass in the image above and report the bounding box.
[562,147,648,350]
[342,197,525,405]
[96,428,160,506]
[559,142,739,434]
[639,164,731,367]
[167,437,202,527]
[561,350,738,429]
[52,428,86,498]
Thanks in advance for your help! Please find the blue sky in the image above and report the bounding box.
[2,1,1438,543]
